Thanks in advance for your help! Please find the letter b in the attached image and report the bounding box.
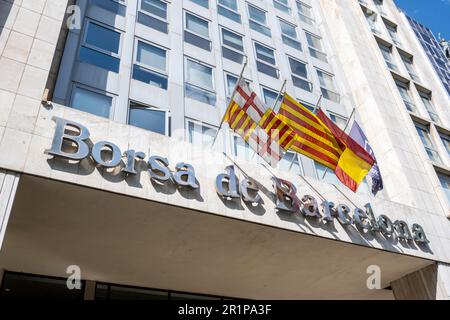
[46,117,90,161]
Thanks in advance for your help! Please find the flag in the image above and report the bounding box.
[224,79,294,167]
[349,122,383,195]
[317,109,375,192]
[279,93,342,170]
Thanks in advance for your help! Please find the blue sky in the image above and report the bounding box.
[395,0,450,40]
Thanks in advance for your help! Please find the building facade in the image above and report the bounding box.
[0,0,449,299]
[405,14,450,98]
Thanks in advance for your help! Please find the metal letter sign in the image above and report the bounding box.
[46,118,431,247]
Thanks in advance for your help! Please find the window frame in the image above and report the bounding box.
[137,0,169,32]
[279,18,302,51]
[315,68,340,103]
[247,4,271,37]
[287,55,312,92]
[273,0,292,15]
[220,27,245,63]
[184,11,212,51]
[414,121,442,163]
[184,57,217,106]
[81,19,123,58]
[296,1,315,25]
[128,100,170,136]
[305,31,328,62]
[217,0,241,23]
[418,91,440,124]
[254,41,279,78]
[70,84,116,119]
[133,38,169,77]
[186,118,218,146]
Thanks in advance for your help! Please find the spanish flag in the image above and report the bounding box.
[279,93,342,170]
[317,109,375,192]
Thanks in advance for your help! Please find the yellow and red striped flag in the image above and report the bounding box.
[279,93,342,170]
[224,79,295,166]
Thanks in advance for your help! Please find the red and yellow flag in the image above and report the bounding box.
[317,109,375,192]
[279,93,342,170]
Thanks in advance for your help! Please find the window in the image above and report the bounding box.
[80,21,121,72]
[315,162,340,185]
[401,54,420,82]
[225,74,250,104]
[71,86,113,118]
[190,0,208,8]
[378,42,399,72]
[221,28,245,64]
[188,121,217,146]
[95,283,168,300]
[439,133,450,157]
[132,41,168,89]
[279,19,302,51]
[138,0,168,34]
[184,12,211,51]
[128,102,168,135]
[262,87,281,110]
[233,135,257,161]
[374,0,387,16]
[437,173,450,205]
[385,21,401,46]
[296,1,314,25]
[185,59,216,105]
[316,69,340,103]
[365,11,380,35]
[395,81,416,112]
[414,122,442,163]
[288,57,312,92]
[279,152,302,175]
[418,92,440,124]
[273,0,291,14]
[305,33,327,62]
[218,0,241,23]
[328,112,348,130]
[255,43,278,78]
[248,5,271,37]
[90,0,126,16]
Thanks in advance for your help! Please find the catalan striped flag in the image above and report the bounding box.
[224,79,295,166]
[317,109,375,192]
[279,93,343,170]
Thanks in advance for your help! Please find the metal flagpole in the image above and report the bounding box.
[271,79,287,113]
[321,107,356,180]
[210,57,248,148]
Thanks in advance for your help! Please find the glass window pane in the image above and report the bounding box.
[132,65,168,89]
[248,5,267,25]
[91,0,126,16]
[440,134,450,156]
[218,5,241,23]
[316,70,335,91]
[437,173,450,204]
[306,33,322,51]
[185,84,216,105]
[79,46,120,72]
[222,29,243,52]
[289,58,307,78]
[186,13,209,37]
[188,121,217,146]
[138,12,168,33]
[136,41,166,71]
[280,20,297,39]
[219,0,237,11]
[129,104,166,135]
[109,285,168,300]
[186,60,213,90]
[255,43,275,65]
[190,0,209,8]
[263,88,281,110]
[141,0,167,19]
[85,22,120,54]
[72,87,112,118]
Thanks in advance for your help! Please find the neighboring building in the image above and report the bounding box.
[405,15,450,98]
[0,0,449,299]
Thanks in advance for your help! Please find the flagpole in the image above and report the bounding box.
[320,107,356,180]
[210,57,248,149]
[272,79,287,113]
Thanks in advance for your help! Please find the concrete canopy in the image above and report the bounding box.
[0,174,433,299]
